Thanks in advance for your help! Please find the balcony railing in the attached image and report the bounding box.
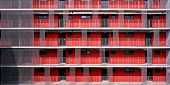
[1,57,166,65]
[33,76,166,83]
[0,0,167,9]
[0,38,167,47]
[0,19,166,28]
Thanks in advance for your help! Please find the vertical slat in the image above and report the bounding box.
[153,30,159,46]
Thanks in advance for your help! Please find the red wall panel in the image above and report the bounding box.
[34,68,45,82]
[118,32,145,46]
[111,68,141,82]
[66,32,82,46]
[152,50,166,64]
[50,68,59,82]
[109,50,145,64]
[81,50,101,64]
[66,49,76,64]
[152,14,166,28]
[152,68,166,82]
[33,0,55,8]
[124,14,142,28]
[39,49,58,64]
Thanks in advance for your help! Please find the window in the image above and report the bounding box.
[81,14,90,19]
[155,50,160,55]
[125,0,133,2]
[81,0,90,1]
[87,32,90,37]
[38,68,44,72]
[125,50,134,55]
[111,15,116,19]
[111,50,116,55]
[40,49,47,55]
[155,15,160,19]
[81,50,90,55]
[68,50,72,55]
[155,68,160,73]
[125,68,134,73]
[124,14,134,19]
[113,68,116,73]
[39,0,46,1]
[38,15,47,19]
[68,32,72,37]
[68,14,72,19]
[81,68,91,73]
[124,32,134,37]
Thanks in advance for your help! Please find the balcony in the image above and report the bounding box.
[0,0,167,9]
[0,19,166,29]
[0,38,166,47]
[1,57,166,66]
[32,76,166,83]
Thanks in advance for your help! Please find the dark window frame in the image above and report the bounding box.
[81,14,90,19]
[124,50,134,55]
[87,32,90,37]
[68,50,72,55]
[155,15,160,19]
[124,32,134,37]
[155,50,160,55]
[38,14,47,19]
[111,15,116,19]
[37,68,45,72]
[81,50,90,55]
[40,49,47,55]
[124,68,134,73]
[68,14,72,19]
[155,68,160,73]
[81,68,91,73]
[124,14,134,19]
[111,50,116,55]
[68,32,72,37]
[113,68,116,73]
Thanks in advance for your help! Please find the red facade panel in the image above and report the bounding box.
[111,68,142,82]
[109,50,145,64]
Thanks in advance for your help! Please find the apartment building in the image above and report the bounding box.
[0,0,170,85]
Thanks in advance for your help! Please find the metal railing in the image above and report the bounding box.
[0,0,167,9]
[1,57,166,65]
[0,19,166,28]
[0,38,167,47]
[33,76,166,82]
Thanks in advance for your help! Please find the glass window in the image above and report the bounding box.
[111,15,116,19]
[38,68,44,72]
[155,15,160,19]
[40,49,47,55]
[155,68,160,73]
[113,68,116,72]
[111,50,116,55]
[124,32,134,37]
[87,32,90,37]
[125,68,134,73]
[68,32,72,37]
[155,50,160,55]
[82,15,90,19]
[125,50,134,55]
[125,14,134,19]
[69,14,72,19]
[68,50,72,55]
[38,15,47,19]
[81,50,90,55]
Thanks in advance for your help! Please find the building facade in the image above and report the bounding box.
[0,0,170,85]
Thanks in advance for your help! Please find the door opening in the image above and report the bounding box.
[101,16,108,27]
[59,33,66,46]
[59,68,66,81]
